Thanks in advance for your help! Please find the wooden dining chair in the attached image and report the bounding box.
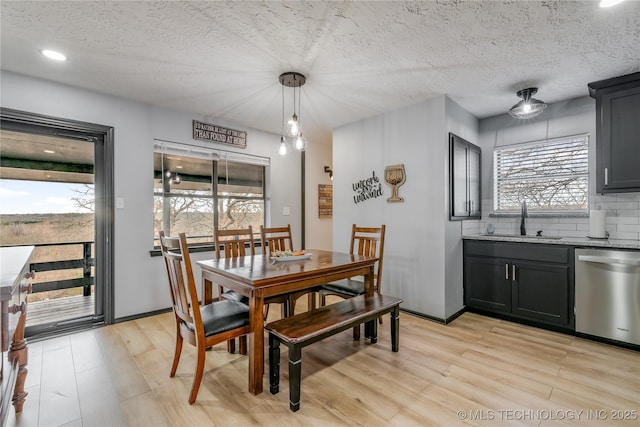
[318,224,386,339]
[260,224,310,317]
[159,231,250,404]
[215,225,287,323]
[214,225,255,304]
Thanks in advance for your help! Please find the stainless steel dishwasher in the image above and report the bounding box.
[575,248,640,346]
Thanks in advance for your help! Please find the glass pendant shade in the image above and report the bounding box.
[294,133,306,151]
[278,136,289,156]
[288,113,299,136]
[509,87,547,119]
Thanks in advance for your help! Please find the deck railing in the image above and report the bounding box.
[2,241,95,297]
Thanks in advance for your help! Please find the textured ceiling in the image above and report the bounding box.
[1,1,639,145]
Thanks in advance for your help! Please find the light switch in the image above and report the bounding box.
[116,197,125,209]
[282,206,290,216]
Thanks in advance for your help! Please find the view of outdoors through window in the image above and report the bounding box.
[153,151,265,246]
[0,180,95,305]
[1,129,97,319]
[494,135,589,212]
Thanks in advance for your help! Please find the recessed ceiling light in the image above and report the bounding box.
[44,149,56,154]
[176,165,183,169]
[599,0,626,8]
[41,49,67,61]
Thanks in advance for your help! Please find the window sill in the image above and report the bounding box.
[149,244,215,257]
[489,212,589,218]
[149,241,264,257]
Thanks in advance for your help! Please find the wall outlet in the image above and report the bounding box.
[282,206,290,216]
[116,197,125,209]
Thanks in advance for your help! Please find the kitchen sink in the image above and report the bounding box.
[481,234,563,240]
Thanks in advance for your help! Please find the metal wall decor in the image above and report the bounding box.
[352,171,384,204]
[384,164,406,202]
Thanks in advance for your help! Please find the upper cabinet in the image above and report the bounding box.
[449,132,481,220]
[588,72,640,194]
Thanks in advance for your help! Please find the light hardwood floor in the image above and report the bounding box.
[7,299,639,427]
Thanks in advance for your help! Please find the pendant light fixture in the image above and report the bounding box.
[509,87,547,119]
[278,72,306,155]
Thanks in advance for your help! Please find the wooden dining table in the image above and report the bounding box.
[197,249,377,395]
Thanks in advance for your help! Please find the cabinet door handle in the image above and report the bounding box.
[512,265,517,282]
[604,167,608,186]
[505,264,509,280]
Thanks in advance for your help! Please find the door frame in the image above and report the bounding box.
[0,107,115,329]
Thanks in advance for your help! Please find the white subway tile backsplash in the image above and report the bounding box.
[609,231,640,240]
[618,224,640,232]
[473,193,639,242]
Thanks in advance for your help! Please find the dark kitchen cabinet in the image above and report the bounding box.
[588,72,640,193]
[449,133,481,219]
[463,240,573,329]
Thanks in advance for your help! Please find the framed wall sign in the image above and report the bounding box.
[193,120,247,149]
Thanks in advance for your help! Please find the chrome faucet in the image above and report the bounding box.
[520,200,528,236]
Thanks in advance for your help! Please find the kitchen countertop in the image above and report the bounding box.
[462,234,640,250]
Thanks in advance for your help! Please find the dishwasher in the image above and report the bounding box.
[575,248,640,346]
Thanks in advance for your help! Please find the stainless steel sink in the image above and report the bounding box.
[481,234,563,240]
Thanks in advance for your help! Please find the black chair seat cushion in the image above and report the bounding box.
[221,290,249,305]
[320,278,365,297]
[186,299,250,337]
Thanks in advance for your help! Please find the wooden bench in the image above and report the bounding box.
[265,294,402,412]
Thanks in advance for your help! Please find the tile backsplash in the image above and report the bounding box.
[463,193,640,241]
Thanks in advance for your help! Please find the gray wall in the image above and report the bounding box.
[333,95,478,320]
[0,70,332,319]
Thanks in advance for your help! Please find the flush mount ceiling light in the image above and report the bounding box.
[508,87,547,119]
[278,72,307,155]
[41,49,67,61]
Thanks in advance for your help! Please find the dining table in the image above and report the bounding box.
[197,249,377,395]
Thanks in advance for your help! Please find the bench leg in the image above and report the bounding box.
[289,345,302,412]
[391,305,400,352]
[269,334,280,394]
[352,325,360,341]
[369,318,378,344]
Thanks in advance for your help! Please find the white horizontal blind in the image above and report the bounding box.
[494,134,589,212]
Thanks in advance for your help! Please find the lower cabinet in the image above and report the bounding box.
[463,240,573,330]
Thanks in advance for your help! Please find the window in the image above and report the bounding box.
[153,142,267,247]
[494,134,589,212]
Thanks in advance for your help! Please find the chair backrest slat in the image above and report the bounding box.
[159,231,203,334]
[260,224,293,255]
[349,224,386,293]
[214,226,255,259]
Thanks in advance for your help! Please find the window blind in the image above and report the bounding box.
[494,134,589,212]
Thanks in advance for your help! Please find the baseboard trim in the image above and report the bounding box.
[115,307,172,324]
[400,307,466,325]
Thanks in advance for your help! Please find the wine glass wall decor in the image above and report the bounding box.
[384,164,406,203]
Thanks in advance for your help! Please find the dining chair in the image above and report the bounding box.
[318,224,386,339]
[215,226,287,323]
[260,224,312,317]
[159,231,250,404]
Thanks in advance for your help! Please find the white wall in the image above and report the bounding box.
[333,96,477,320]
[303,140,333,250]
[0,70,320,319]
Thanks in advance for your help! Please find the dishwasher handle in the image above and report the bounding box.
[577,255,640,267]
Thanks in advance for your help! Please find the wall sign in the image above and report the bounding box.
[192,120,247,148]
[353,171,384,204]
